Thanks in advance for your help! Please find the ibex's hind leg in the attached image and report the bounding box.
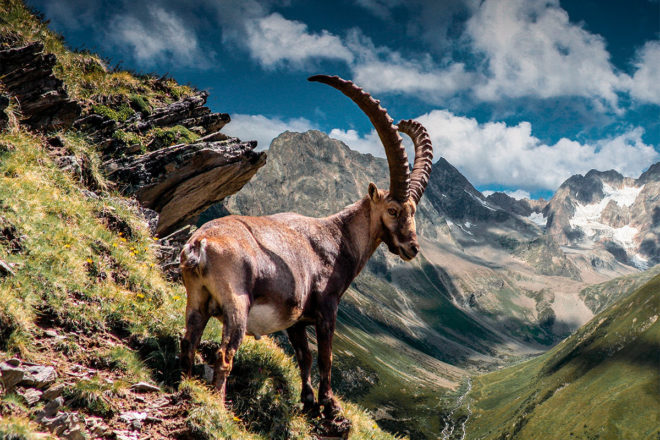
[181,278,211,377]
[213,293,249,403]
[316,302,342,419]
[287,322,317,413]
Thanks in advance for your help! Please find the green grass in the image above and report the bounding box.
[0,416,53,440]
[462,274,660,440]
[63,376,123,417]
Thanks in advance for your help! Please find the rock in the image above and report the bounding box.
[105,138,266,236]
[129,92,229,136]
[42,383,65,401]
[130,381,160,393]
[17,387,42,405]
[152,224,194,280]
[0,361,25,391]
[61,426,86,440]
[44,329,59,338]
[37,396,64,419]
[5,358,21,367]
[0,258,15,277]
[114,430,140,440]
[22,365,57,388]
[120,411,147,430]
[84,416,108,436]
[0,42,80,131]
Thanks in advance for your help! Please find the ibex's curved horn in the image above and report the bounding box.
[398,119,433,204]
[308,75,410,202]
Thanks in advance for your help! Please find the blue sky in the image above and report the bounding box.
[29,0,659,199]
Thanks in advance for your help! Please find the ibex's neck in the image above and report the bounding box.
[328,196,381,278]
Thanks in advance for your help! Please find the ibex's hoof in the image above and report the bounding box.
[302,401,321,417]
[320,399,343,420]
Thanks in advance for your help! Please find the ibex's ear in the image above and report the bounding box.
[368,182,381,202]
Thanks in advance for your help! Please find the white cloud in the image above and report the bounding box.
[327,128,383,157]
[109,8,206,67]
[344,29,472,100]
[482,189,531,200]
[327,110,658,191]
[351,59,471,98]
[465,0,624,106]
[629,40,660,105]
[222,114,317,150]
[417,110,658,190]
[244,13,354,68]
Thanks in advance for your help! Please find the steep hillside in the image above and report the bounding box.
[460,273,660,440]
[0,2,397,439]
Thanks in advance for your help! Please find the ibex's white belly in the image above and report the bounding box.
[246,303,298,339]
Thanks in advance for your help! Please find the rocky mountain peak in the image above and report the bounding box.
[544,164,658,268]
[638,162,660,184]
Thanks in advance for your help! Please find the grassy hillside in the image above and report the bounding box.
[0,2,399,438]
[579,263,660,314]
[459,273,660,440]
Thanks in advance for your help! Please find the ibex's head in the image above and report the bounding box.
[309,75,433,261]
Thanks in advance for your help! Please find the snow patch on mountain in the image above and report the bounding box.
[601,183,643,207]
[569,183,646,267]
[529,212,546,226]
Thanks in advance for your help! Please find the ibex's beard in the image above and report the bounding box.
[399,247,415,261]
[383,233,416,261]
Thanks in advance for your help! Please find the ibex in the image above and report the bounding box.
[180,75,433,418]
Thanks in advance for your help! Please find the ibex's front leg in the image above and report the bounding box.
[287,322,317,413]
[213,293,249,403]
[316,301,342,418]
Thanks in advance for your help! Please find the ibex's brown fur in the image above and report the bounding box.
[180,75,432,418]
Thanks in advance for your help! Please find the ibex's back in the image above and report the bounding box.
[181,207,359,339]
[179,75,433,420]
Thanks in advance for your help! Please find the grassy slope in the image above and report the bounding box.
[579,263,660,314]
[0,2,398,438]
[463,273,660,440]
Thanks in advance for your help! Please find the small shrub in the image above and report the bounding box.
[129,94,152,115]
[63,376,117,417]
[91,103,135,122]
[111,129,142,147]
[0,415,44,440]
[148,125,199,150]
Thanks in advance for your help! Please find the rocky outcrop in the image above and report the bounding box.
[105,138,266,235]
[0,42,80,130]
[75,91,231,158]
[128,91,230,135]
[486,192,547,218]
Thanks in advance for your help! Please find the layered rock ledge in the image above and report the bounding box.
[105,138,266,235]
[0,41,80,130]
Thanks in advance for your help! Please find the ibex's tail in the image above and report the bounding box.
[180,238,207,276]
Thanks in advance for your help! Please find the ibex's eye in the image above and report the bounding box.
[387,208,397,217]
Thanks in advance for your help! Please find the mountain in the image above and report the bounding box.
[541,166,660,269]
[216,129,639,438]
[485,192,546,221]
[459,273,660,440]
